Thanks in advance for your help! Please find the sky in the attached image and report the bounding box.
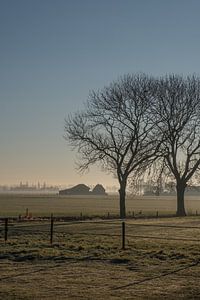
[1,0,200,187]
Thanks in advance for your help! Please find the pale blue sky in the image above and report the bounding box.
[1,0,200,186]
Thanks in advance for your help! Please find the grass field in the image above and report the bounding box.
[1,194,200,299]
[1,217,200,299]
[1,193,200,218]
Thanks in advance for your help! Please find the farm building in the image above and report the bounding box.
[91,184,107,195]
[59,184,107,195]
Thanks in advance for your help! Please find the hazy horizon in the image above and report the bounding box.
[1,0,200,186]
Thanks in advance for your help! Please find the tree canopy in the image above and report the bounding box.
[65,73,200,217]
[151,75,200,215]
[65,74,159,218]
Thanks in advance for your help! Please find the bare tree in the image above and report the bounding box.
[64,74,159,218]
[152,75,200,216]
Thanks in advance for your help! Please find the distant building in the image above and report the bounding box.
[59,183,107,195]
[59,184,90,195]
[91,184,107,195]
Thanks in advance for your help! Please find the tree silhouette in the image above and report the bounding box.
[152,75,200,216]
[65,74,159,218]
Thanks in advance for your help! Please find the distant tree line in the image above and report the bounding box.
[64,74,200,217]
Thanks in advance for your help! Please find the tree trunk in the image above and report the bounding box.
[176,181,186,216]
[119,182,126,219]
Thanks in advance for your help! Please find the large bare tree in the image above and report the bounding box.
[152,75,200,216]
[65,74,159,218]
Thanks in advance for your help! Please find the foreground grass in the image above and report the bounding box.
[1,217,200,299]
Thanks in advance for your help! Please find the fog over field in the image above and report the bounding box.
[1,194,200,217]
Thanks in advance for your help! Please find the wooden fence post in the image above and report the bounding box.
[122,221,125,250]
[5,218,8,243]
[50,214,54,245]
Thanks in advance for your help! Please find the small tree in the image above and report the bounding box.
[152,75,200,216]
[64,74,159,218]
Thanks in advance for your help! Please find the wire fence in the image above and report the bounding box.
[2,216,200,295]
[1,216,200,248]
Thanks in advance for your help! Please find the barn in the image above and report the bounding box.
[59,183,107,195]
